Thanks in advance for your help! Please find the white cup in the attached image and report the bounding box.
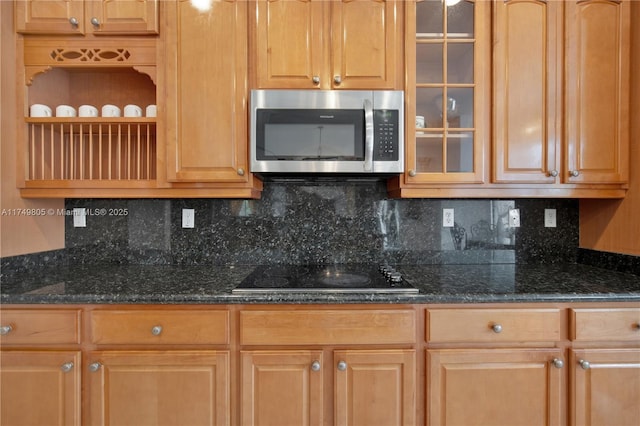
[55,105,76,117]
[102,104,121,117]
[30,104,52,117]
[124,104,143,117]
[145,104,157,118]
[78,104,99,117]
[416,115,425,134]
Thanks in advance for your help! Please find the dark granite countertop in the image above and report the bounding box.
[1,263,640,305]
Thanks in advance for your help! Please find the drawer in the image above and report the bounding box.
[0,309,81,345]
[427,308,561,343]
[571,308,640,342]
[240,309,416,345]
[90,309,229,345]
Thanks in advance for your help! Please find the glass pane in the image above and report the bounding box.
[447,1,474,38]
[446,131,474,172]
[416,135,444,173]
[416,43,443,84]
[445,87,474,128]
[447,43,474,84]
[416,0,443,37]
[416,88,444,129]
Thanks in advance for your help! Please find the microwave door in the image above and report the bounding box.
[363,99,374,172]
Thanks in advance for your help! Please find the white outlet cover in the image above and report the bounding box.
[508,209,521,228]
[73,208,86,228]
[545,209,557,228]
[182,209,195,229]
[443,208,454,228]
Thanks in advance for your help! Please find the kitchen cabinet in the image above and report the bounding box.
[493,0,630,188]
[0,309,82,426]
[15,0,159,35]
[569,308,640,426]
[162,0,261,195]
[251,0,403,90]
[426,308,566,425]
[239,309,416,425]
[87,308,231,425]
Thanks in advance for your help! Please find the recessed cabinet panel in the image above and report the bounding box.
[15,0,85,34]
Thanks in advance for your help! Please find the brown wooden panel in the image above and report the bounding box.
[571,308,640,341]
[0,309,81,345]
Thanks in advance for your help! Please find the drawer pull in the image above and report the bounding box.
[337,361,347,371]
[89,362,102,372]
[579,359,591,370]
[61,362,74,373]
[311,361,321,372]
[0,325,13,335]
[491,324,503,334]
[151,326,163,336]
[552,358,564,369]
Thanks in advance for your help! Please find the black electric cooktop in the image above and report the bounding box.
[232,264,418,293]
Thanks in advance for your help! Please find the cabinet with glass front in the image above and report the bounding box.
[388,0,489,196]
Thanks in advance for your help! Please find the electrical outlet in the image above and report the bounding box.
[73,208,86,228]
[508,209,521,228]
[443,208,454,228]
[545,209,557,228]
[182,209,195,229]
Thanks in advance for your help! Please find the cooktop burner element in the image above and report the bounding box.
[232,264,418,293]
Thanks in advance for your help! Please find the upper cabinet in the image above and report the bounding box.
[493,0,630,186]
[15,0,159,35]
[251,0,403,90]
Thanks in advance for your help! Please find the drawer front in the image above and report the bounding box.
[0,309,81,345]
[90,310,229,345]
[427,308,561,343]
[240,309,416,345]
[571,308,640,342]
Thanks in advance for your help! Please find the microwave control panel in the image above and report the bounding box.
[373,110,400,161]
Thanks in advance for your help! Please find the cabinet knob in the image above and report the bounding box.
[151,325,163,336]
[89,362,102,372]
[579,359,591,370]
[0,325,13,335]
[337,361,347,371]
[237,168,245,176]
[69,17,79,27]
[312,76,320,85]
[634,322,640,331]
[61,362,74,373]
[408,169,417,177]
[491,324,503,333]
[90,17,100,28]
[552,358,564,369]
[569,170,580,178]
[333,75,342,85]
[311,361,321,372]
[548,170,558,177]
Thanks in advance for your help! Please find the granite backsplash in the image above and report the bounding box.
[2,181,589,275]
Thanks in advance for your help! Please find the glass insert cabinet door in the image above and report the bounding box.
[408,0,488,183]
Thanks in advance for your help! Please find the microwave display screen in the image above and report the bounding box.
[264,124,357,159]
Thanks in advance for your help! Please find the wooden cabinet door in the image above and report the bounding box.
[565,0,630,184]
[427,349,565,426]
[15,0,86,34]
[334,349,416,426]
[571,348,640,426]
[330,0,401,90]
[492,0,562,183]
[0,351,81,426]
[88,0,159,34]
[253,0,325,89]
[164,0,250,182]
[241,350,324,426]
[88,350,230,426]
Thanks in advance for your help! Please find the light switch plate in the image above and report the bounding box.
[73,208,86,228]
[508,209,521,228]
[182,209,195,229]
[545,209,557,228]
[443,208,454,228]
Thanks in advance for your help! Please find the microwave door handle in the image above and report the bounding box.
[363,99,374,172]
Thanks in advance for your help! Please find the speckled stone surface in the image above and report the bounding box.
[2,263,639,305]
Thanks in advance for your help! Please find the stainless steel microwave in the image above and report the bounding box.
[250,90,404,175]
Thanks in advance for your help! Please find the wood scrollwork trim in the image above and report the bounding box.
[25,66,53,86]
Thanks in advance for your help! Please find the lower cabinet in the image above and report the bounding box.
[427,348,565,426]
[88,350,230,426]
[0,350,81,426]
